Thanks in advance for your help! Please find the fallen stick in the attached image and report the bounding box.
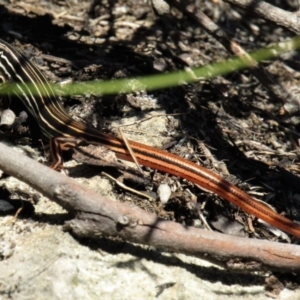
[0,142,299,272]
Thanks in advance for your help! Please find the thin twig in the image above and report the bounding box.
[118,127,144,175]
[101,171,155,201]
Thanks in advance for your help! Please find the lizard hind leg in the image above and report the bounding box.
[49,137,84,170]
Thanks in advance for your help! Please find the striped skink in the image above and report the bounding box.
[0,38,300,238]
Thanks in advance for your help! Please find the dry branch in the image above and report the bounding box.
[0,142,300,272]
[223,0,300,34]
